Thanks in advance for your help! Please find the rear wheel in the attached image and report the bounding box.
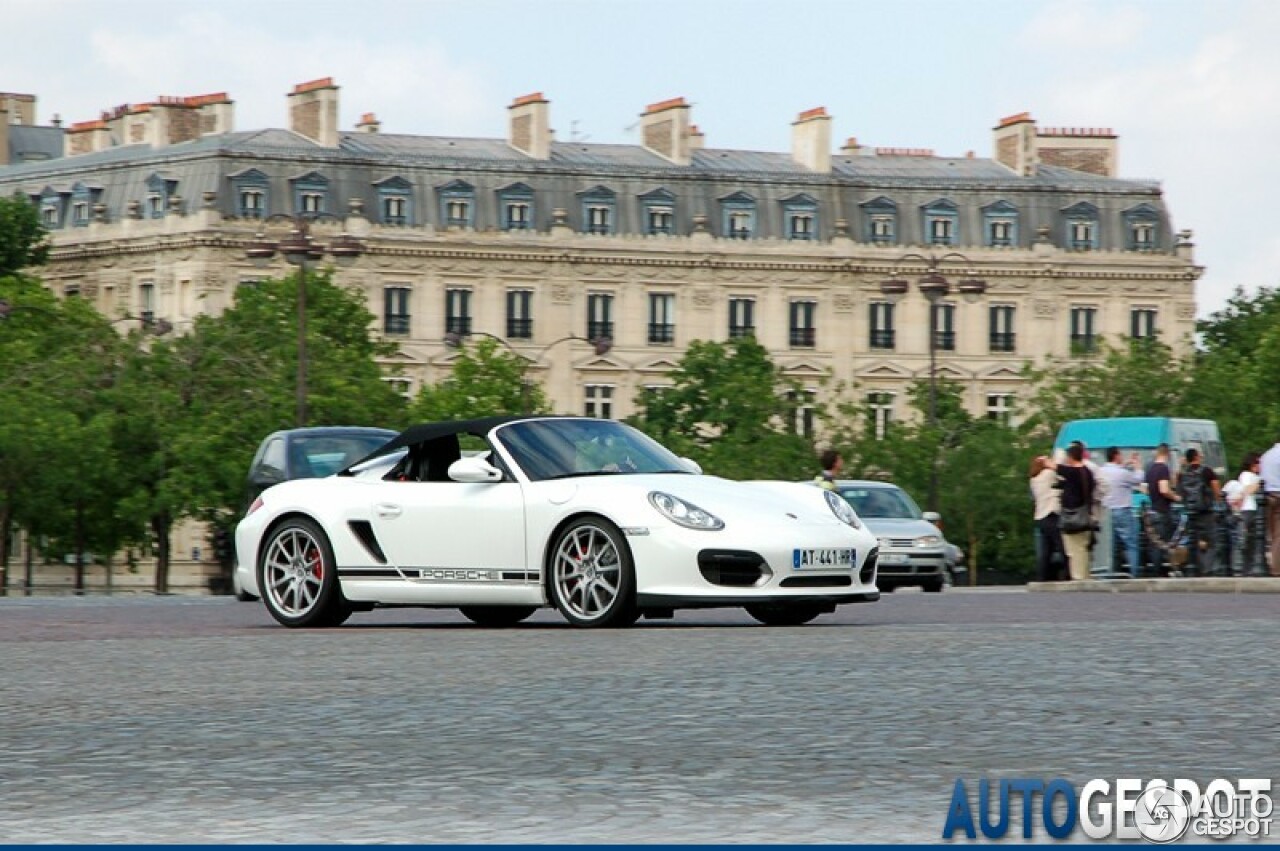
[459,606,537,627]
[745,603,824,626]
[258,518,349,628]
[548,517,637,628]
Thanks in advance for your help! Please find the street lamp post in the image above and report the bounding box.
[246,215,365,427]
[442,331,613,413]
[879,252,987,512]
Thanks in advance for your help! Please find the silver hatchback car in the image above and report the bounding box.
[828,480,955,592]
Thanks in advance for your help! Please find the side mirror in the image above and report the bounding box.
[250,464,286,488]
[679,457,703,475]
[922,511,942,525]
[448,456,503,483]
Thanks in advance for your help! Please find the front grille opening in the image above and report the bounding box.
[780,575,852,588]
[860,548,878,585]
[698,549,769,587]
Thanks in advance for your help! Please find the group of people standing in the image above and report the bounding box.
[1030,440,1280,581]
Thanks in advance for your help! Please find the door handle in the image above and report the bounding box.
[375,503,403,518]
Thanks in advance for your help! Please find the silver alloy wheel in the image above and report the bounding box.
[553,523,622,622]
[263,526,326,618]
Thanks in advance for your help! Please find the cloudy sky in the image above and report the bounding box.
[5,0,1276,317]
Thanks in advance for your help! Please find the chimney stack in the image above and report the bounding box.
[791,107,832,173]
[992,112,1038,176]
[65,119,111,156]
[639,97,692,166]
[288,78,340,147]
[356,112,381,133]
[507,92,551,159]
[1,92,36,125]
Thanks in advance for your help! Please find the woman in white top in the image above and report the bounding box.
[1030,454,1066,582]
[1224,452,1263,575]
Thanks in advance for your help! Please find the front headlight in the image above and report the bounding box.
[824,490,861,529]
[915,534,942,548]
[649,492,725,531]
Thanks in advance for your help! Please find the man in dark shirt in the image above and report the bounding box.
[1145,443,1180,575]
[1177,447,1221,576]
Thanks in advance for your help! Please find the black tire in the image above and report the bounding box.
[745,603,824,626]
[257,517,349,628]
[459,606,537,627]
[547,516,637,628]
[880,582,897,593]
[923,578,945,593]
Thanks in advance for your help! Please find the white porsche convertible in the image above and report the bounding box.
[235,416,880,628]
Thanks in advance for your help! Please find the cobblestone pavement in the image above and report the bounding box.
[0,591,1276,843]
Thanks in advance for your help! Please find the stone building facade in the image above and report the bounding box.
[3,79,1200,429]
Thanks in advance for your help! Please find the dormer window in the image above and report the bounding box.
[145,172,178,219]
[720,192,756,240]
[38,186,65,229]
[42,205,59,227]
[983,200,1019,247]
[1123,203,1160,251]
[72,202,89,226]
[860,197,897,245]
[497,182,535,232]
[640,187,677,235]
[230,168,270,219]
[291,172,329,217]
[783,193,818,241]
[579,186,616,235]
[439,180,475,228]
[375,176,413,226]
[1063,202,1100,251]
[69,181,100,228]
[922,199,959,247]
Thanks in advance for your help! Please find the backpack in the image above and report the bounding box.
[1179,465,1208,513]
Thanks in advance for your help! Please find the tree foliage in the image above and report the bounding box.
[628,338,817,480]
[0,192,48,277]
[411,336,549,421]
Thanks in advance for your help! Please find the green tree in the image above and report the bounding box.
[0,192,48,277]
[835,379,1034,581]
[1021,339,1193,444]
[629,338,817,480]
[411,336,549,420]
[165,269,407,588]
[1187,286,1280,457]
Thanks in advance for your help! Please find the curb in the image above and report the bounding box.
[1027,577,1280,593]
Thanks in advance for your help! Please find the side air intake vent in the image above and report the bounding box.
[349,520,387,564]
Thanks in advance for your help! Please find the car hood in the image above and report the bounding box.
[532,474,849,529]
[858,517,944,539]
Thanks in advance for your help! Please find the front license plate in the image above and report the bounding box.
[878,553,910,566]
[793,548,856,569]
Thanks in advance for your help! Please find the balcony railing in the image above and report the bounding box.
[445,316,472,336]
[728,325,755,339]
[507,317,533,339]
[870,329,895,349]
[587,321,614,341]
[586,224,611,235]
[648,323,675,345]
[384,314,411,335]
[989,331,1016,353]
[933,331,956,351]
[727,227,752,240]
[789,327,816,348]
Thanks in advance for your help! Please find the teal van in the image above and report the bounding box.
[1052,417,1227,477]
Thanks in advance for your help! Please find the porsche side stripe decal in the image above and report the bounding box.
[338,567,540,583]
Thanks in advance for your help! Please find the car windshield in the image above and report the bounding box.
[838,486,923,520]
[497,419,690,482]
[291,434,395,478]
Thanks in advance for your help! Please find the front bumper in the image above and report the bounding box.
[625,522,879,605]
[876,548,947,581]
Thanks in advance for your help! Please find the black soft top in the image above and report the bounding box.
[337,416,534,475]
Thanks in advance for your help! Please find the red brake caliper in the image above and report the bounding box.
[306,543,323,580]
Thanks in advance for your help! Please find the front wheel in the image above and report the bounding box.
[258,517,349,628]
[923,577,945,593]
[459,606,537,627]
[745,603,824,626]
[548,517,637,628]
